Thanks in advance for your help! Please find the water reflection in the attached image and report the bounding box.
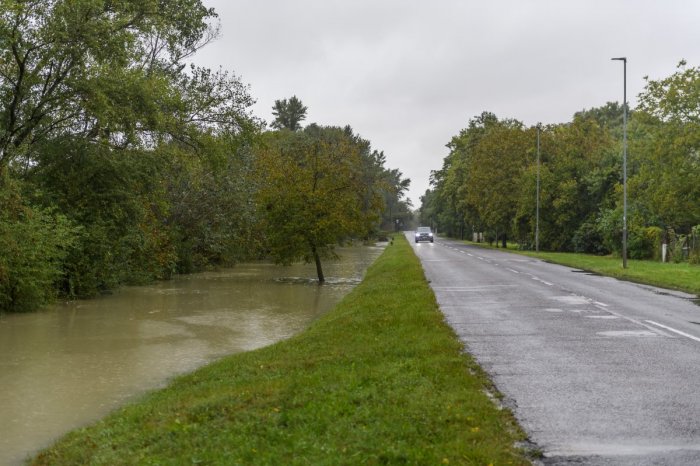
[0,244,383,465]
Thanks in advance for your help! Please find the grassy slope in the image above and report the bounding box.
[31,236,530,466]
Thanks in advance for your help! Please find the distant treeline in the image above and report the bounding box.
[0,2,410,312]
[420,61,700,263]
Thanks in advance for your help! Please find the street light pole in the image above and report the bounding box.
[536,123,541,252]
[611,57,628,269]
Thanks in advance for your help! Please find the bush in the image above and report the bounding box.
[597,208,622,255]
[628,226,663,260]
[671,235,687,263]
[32,142,178,297]
[572,220,609,255]
[0,183,78,312]
[690,225,700,265]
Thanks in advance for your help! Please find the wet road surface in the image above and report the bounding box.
[410,234,700,465]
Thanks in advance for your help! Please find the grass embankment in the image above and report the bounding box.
[464,241,700,296]
[32,236,530,465]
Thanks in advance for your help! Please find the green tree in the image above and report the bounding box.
[28,139,177,296]
[0,0,219,179]
[0,179,77,311]
[162,134,260,273]
[462,117,529,246]
[574,102,625,133]
[537,118,617,251]
[255,126,379,282]
[422,63,700,259]
[426,109,619,252]
[418,189,437,229]
[270,96,307,131]
[431,112,525,243]
[1,0,261,309]
[632,60,700,233]
[380,167,412,231]
[338,128,388,236]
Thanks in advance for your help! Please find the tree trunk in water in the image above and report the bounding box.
[312,245,325,284]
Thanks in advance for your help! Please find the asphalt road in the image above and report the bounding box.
[409,233,700,465]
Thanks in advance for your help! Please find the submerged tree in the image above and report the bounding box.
[255,125,381,283]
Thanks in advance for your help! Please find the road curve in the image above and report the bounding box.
[409,233,700,465]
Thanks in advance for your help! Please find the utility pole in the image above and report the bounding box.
[611,57,628,268]
[535,123,541,252]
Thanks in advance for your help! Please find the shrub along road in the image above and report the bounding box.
[31,236,530,465]
[412,234,700,465]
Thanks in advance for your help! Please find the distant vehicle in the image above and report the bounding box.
[415,226,434,243]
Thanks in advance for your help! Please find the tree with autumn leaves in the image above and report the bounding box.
[255,114,408,283]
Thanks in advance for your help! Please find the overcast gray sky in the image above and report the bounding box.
[192,0,700,205]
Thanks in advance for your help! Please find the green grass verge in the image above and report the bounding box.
[31,235,530,466]
[462,241,700,296]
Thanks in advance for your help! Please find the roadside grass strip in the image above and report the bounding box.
[463,241,700,296]
[31,235,530,466]
[518,251,700,296]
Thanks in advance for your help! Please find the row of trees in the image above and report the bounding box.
[0,2,409,312]
[420,61,700,263]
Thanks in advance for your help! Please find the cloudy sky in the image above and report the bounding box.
[192,0,700,205]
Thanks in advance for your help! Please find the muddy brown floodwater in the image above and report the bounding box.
[0,244,384,465]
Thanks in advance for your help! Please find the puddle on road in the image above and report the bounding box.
[551,295,591,306]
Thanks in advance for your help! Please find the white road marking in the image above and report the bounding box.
[544,296,672,337]
[430,240,696,343]
[432,285,518,291]
[645,320,700,343]
[597,330,659,338]
[531,277,553,286]
[421,259,464,262]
